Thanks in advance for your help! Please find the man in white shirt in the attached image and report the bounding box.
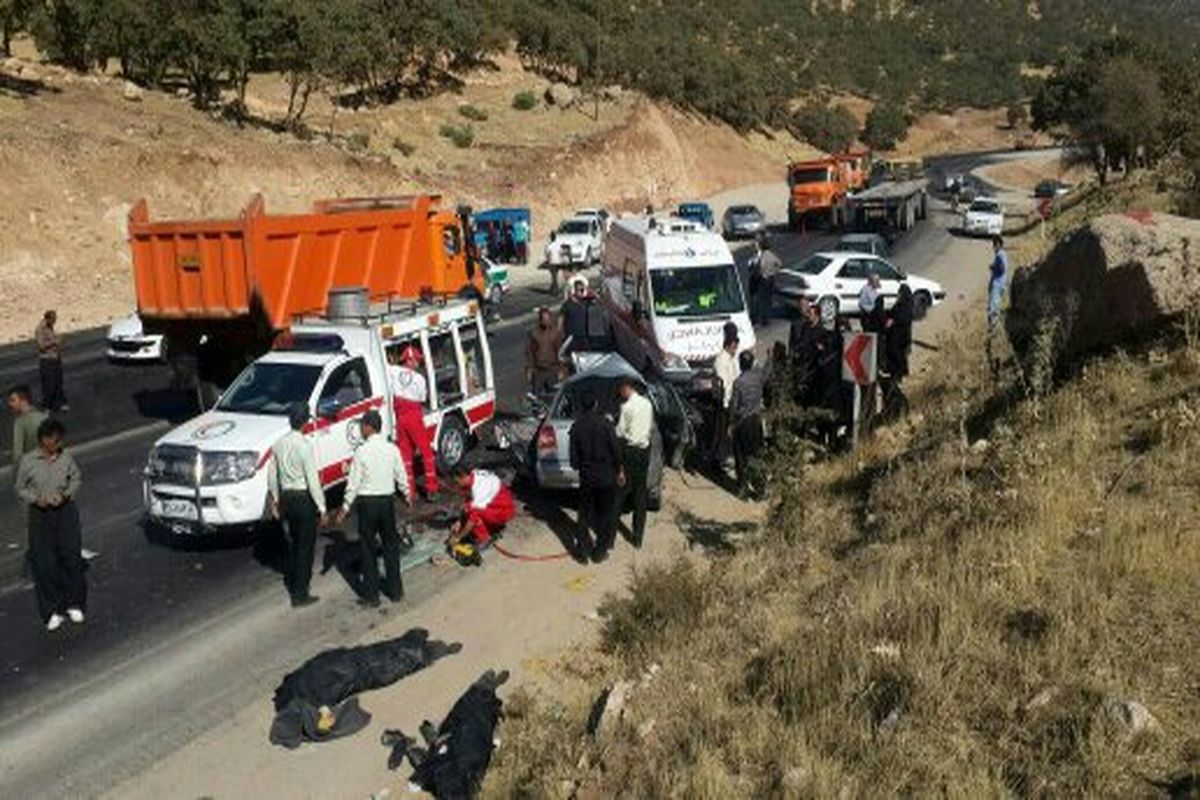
[711,327,740,469]
[448,466,515,547]
[614,377,654,547]
[858,270,882,316]
[334,410,410,607]
[267,403,326,607]
[389,344,439,500]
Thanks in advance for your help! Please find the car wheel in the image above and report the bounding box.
[819,296,839,325]
[913,291,932,321]
[436,414,469,473]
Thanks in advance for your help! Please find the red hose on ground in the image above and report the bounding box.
[490,541,572,562]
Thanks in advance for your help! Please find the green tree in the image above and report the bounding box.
[862,102,910,151]
[1006,101,1028,129]
[1,0,31,56]
[792,102,858,154]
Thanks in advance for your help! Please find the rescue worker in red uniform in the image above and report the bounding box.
[447,467,515,546]
[389,345,439,500]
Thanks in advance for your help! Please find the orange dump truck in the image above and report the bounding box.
[835,150,871,192]
[130,193,482,390]
[787,157,852,230]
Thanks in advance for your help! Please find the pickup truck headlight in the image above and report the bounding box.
[201,451,260,485]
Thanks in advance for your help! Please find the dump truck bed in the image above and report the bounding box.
[130,194,473,332]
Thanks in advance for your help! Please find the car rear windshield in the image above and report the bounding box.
[793,254,833,275]
[559,220,590,235]
[650,264,745,317]
[729,205,758,215]
[969,200,1001,214]
[217,363,322,415]
[791,168,830,184]
[554,377,631,419]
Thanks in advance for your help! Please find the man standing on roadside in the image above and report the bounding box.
[526,307,564,396]
[988,235,1008,332]
[568,392,620,563]
[7,385,47,470]
[711,329,740,469]
[267,403,326,608]
[858,271,882,321]
[751,237,781,327]
[35,310,67,412]
[730,351,767,498]
[614,377,654,548]
[334,410,410,607]
[16,418,85,631]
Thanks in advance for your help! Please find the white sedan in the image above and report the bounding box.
[961,197,1004,237]
[774,251,946,322]
[106,313,166,362]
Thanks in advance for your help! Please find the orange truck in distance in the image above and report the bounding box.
[787,156,852,230]
[130,193,483,395]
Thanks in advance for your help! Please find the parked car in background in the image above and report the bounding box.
[1033,179,1071,199]
[720,204,766,239]
[676,202,715,230]
[544,215,605,268]
[107,313,166,362]
[574,207,611,233]
[836,232,889,257]
[774,251,945,322]
[506,353,692,507]
[961,197,1004,237]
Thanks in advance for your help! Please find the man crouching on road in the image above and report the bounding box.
[16,418,85,631]
[447,466,515,547]
[333,410,410,608]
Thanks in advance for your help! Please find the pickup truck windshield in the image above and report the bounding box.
[791,168,831,184]
[559,220,591,235]
[650,265,744,317]
[217,363,323,415]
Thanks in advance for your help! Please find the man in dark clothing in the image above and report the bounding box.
[16,418,85,631]
[882,284,914,420]
[559,278,591,349]
[750,237,781,327]
[730,351,766,497]
[568,392,620,563]
[526,308,564,396]
[788,300,823,406]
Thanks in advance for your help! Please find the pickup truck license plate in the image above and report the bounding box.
[159,498,198,521]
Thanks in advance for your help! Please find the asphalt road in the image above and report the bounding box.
[0,164,995,798]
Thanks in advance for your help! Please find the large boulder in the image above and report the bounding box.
[1006,212,1200,363]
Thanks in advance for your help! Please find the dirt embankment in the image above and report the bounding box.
[0,53,803,344]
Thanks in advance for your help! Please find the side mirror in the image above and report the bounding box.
[317,397,340,420]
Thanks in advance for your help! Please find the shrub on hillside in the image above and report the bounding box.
[862,102,911,151]
[458,104,488,121]
[792,102,858,154]
[512,90,537,111]
[392,138,416,156]
[439,123,474,148]
[345,131,370,152]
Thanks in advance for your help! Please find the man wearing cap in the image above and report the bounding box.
[389,344,438,500]
[267,403,326,608]
[335,410,411,607]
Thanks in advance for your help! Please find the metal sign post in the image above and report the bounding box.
[842,332,878,448]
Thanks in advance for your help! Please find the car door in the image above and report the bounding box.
[312,357,375,485]
[835,257,870,313]
[646,380,691,468]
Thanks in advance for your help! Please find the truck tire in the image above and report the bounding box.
[436,413,469,473]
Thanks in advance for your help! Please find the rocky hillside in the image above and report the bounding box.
[0,52,803,343]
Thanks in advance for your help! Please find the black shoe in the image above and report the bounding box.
[591,549,610,564]
[358,596,381,608]
[383,590,405,604]
[290,594,319,608]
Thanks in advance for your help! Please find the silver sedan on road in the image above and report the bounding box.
[721,204,766,240]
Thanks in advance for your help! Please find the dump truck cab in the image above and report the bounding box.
[787,157,851,229]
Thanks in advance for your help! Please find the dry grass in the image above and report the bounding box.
[484,308,1200,797]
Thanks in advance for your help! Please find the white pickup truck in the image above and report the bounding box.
[143,298,495,534]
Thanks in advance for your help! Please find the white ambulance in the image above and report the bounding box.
[598,215,755,382]
[143,295,495,534]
